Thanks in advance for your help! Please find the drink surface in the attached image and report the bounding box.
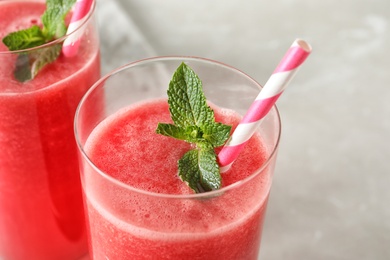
[84,99,272,259]
[0,0,94,93]
[0,1,100,259]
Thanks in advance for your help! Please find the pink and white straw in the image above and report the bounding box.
[218,39,312,173]
[62,0,94,57]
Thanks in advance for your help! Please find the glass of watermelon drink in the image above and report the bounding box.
[0,0,100,259]
[75,57,280,260]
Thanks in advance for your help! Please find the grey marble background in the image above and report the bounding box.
[96,0,390,259]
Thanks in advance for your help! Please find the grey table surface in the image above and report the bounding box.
[97,0,390,259]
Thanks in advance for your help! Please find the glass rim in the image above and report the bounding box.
[0,0,96,55]
[74,56,282,199]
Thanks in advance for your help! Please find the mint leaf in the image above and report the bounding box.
[202,122,233,147]
[13,54,31,82]
[168,63,214,128]
[178,149,221,193]
[156,63,232,193]
[42,0,76,39]
[156,123,189,140]
[156,123,204,144]
[2,0,76,82]
[14,44,61,82]
[2,26,46,51]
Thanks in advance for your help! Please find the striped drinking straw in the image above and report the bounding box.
[218,39,312,173]
[62,0,94,57]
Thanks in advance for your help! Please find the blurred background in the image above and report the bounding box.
[97,0,390,259]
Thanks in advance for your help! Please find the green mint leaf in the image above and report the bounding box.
[168,63,214,128]
[42,0,76,39]
[156,63,232,193]
[157,123,222,146]
[178,149,221,193]
[156,123,205,144]
[13,54,32,82]
[2,0,76,82]
[14,44,61,82]
[156,123,188,140]
[2,26,46,51]
[202,122,232,147]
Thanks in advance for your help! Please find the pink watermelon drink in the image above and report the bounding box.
[0,0,100,259]
[83,100,273,259]
[75,58,280,259]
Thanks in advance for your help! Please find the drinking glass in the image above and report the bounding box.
[0,0,100,258]
[75,57,280,259]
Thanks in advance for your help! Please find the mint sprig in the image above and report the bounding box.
[156,63,232,193]
[2,0,76,82]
